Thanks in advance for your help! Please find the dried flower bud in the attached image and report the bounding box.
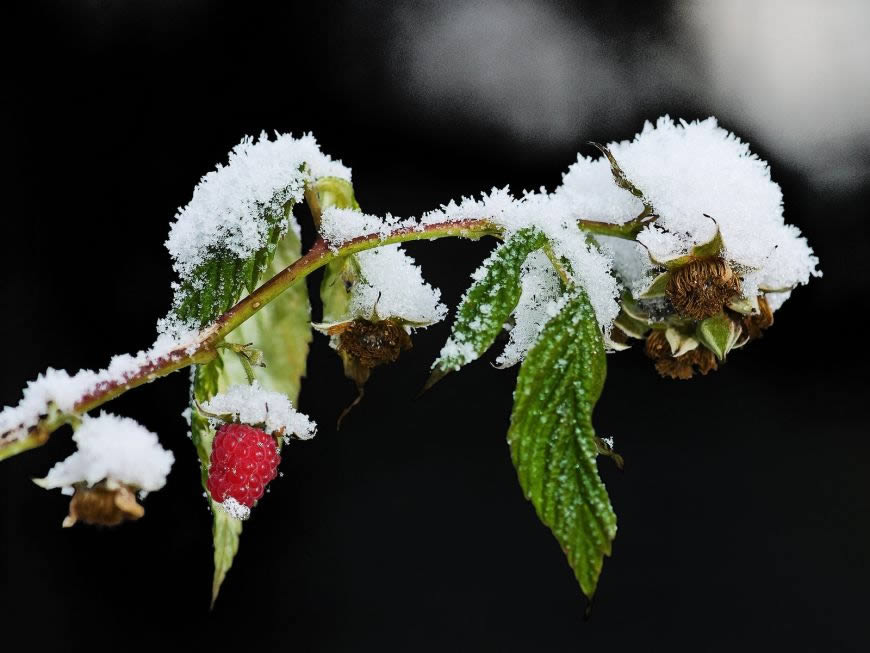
[644,329,718,380]
[62,481,144,528]
[666,256,741,320]
[332,318,413,370]
[644,330,670,359]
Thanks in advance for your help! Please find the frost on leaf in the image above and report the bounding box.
[328,186,623,344]
[431,228,547,383]
[495,251,565,368]
[162,132,350,332]
[508,290,616,600]
[166,132,349,280]
[201,381,316,442]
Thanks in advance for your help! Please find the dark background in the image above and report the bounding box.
[3,1,868,651]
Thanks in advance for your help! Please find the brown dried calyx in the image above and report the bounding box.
[63,481,145,528]
[739,295,774,341]
[644,330,718,380]
[326,317,414,428]
[666,256,741,321]
[331,318,413,371]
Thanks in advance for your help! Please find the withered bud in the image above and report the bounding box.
[653,349,719,380]
[666,256,741,320]
[644,330,670,360]
[740,295,774,341]
[63,482,144,528]
[609,326,630,346]
[644,329,718,380]
[335,318,413,370]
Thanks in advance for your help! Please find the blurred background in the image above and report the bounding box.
[4,1,868,650]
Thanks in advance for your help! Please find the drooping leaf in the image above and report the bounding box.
[427,227,546,387]
[189,217,312,606]
[508,290,616,600]
[210,506,243,607]
[191,355,244,607]
[173,202,295,329]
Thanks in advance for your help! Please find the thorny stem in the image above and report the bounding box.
[1,213,642,459]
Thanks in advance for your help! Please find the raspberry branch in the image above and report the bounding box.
[0,215,638,461]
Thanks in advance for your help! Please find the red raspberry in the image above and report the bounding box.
[206,423,281,508]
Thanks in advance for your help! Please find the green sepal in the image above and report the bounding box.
[427,227,547,388]
[508,290,617,600]
[589,142,651,211]
[648,219,725,270]
[613,310,650,339]
[311,177,363,325]
[306,176,360,228]
[637,271,670,299]
[695,311,742,361]
[665,326,699,357]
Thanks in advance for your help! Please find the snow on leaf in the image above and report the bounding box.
[429,228,547,385]
[166,132,349,280]
[495,251,565,368]
[508,290,616,600]
[162,132,350,333]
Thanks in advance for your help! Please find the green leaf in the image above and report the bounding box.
[210,505,243,608]
[191,355,245,606]
[221,227,312,403]
[189,221,312,606]
[428,227,547,387]
[172,202,295,329]
[508,290,616,600]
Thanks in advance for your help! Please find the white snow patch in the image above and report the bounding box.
[37,413,174,492]
[201,381,316,441]
[496,251,565,368]
[166,132,350,281]
[319,207,416,249]
[217,497,251,521]
[349,245,448,326]
[0,330,197,442]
